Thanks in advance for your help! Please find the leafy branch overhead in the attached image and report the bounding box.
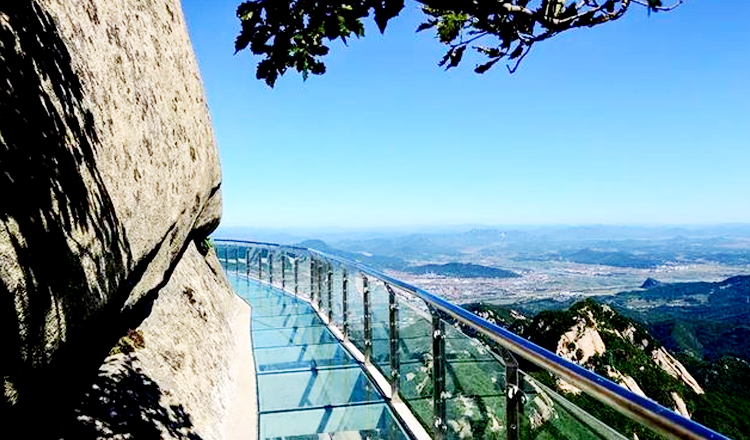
[235,0,683,87]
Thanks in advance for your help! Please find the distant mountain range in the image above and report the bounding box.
[296,239,409,270]
[215,224,750,270]
[295,240,520,277]
[323,226,750,269]
[403,262,520,279]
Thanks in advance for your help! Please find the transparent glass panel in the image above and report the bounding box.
[275,251,284,289]
[254,343,357,373]
[253,325,339,349]
[219,244,235,272]
[266,250,276,287]
[285,253,300,296]
[280,253,288,290]
[234,245,245,276]
[369,279,391,376]
[331,265,345,330]
[242,246,258,280]
[259,402,410,440]
[347,272,366,354]
[270,252,281,289]
[239,246,248,274]
[396,296,435,436]
[519,372,629,440]
[252,312,322,331]
[215,244,226,270]
[438,319,506,440]
[257,367,382,412]
[318,261,332,320]
[291,253,307,300]
[227,272,285,304]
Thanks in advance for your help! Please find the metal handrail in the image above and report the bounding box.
[214,238,731,440]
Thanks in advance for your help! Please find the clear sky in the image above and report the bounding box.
[181,0,749,229]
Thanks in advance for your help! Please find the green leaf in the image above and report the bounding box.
[474,57,501,74]
[648,0,663,11]
[373,0,404,34]
[416,20,436,32]
[476,46,501,58]
[509,44,524,60]
[448,46,465,68]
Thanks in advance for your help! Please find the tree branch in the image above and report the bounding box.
[631,0,684,11]
[507,43,533,73]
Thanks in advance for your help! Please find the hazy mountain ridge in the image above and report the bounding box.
[403,262,520,279]
[319,226,750,270]
[296,239,410,270]
[296,240,523,278]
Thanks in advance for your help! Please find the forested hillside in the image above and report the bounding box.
[465,295,749,439]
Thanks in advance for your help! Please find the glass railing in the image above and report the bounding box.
[215,239,731,440]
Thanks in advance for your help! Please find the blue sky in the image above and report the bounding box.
[182,0,749,229]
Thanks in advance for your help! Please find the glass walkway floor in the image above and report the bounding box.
[227,275,412,440]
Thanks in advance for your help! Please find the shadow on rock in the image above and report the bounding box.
[59,352,202,440]
[0,0,133,414]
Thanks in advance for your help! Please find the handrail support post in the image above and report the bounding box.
[342,269,349,341]
[387,284,400,400]
[363,275,372,364]
[269,251,274,285]
[503,350,521,440]
[294,258,299,295]
[327,263,333,322]
[431,308,447,440]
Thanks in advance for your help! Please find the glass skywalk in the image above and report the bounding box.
[218,240,732,440]
[228,275,410,440]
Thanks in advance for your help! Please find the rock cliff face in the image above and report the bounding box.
[0,1,252,438]
[530,301,703,419]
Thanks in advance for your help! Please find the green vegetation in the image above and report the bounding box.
[603,275,750,362]
[680,356,750,440]
[404,262,520,278]
[196,235,214,256]
[110,329,146,356]
[233,0,678,86]
[467,295,750,439]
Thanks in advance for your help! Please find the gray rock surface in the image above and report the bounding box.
[0,0,253,437]
[58,243,255,440]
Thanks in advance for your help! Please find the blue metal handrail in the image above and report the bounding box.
[214,238,731,440]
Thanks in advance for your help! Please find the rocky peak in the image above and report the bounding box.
[641,278,662,289]
[521,299,704,420]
